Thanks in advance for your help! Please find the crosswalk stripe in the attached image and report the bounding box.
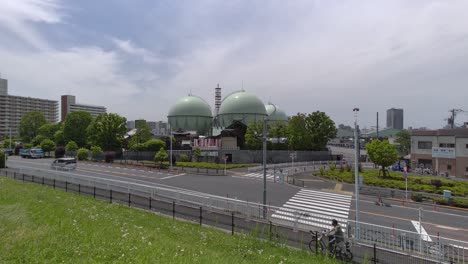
[292,194,351,206]
[283,204,349,219]
[271,189,351,231]
[299,189,352,199]
[288,197,350,210]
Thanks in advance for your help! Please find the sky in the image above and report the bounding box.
[1,0,468,129]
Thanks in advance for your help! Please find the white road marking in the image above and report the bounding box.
[411,221,433,242]
[160,174,186,180]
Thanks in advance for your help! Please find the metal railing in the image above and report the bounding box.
[2,167,467,263]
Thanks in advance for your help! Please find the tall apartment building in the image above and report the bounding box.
[0,78,58,139]
[386,108,404,129]
[410,128,468,178]
[61,95,106,121]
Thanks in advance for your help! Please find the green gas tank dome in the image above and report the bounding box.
[265,103,288,122]
[217,90,267,127]
[167,95,213,135]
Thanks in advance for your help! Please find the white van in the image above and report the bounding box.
[51,158,77,171]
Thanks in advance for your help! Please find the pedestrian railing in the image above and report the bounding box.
[1,168,466,263]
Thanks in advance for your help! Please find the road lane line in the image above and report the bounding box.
[161,174,186,180]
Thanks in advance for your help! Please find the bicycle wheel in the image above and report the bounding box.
[308,240,316,253]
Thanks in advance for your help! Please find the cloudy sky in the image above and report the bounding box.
[1,0,468,129]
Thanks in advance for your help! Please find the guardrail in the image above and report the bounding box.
[2,167,466,263]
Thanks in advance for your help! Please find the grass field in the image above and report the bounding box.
[0,176,335,263]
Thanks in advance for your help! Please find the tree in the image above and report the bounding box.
[144,139,166,151]
[129,122,152,149]
[154,147,168,165]
[288,113,311,150]
[77,148,89,161]
[38,123,62,140]
[193,147,201,162]
[63,111,93,147]
[305,111,337,151]
[3,139,12,149]
[287,112,337,151]
[268,121,289,150]
[40,139,56,156]
[366,139,399,178]
[244,121,263,150]
[395,130,411,156]
[0,151,6,168]
[54,130,66,146]
[66,141,79,153]
[87,113,127,151]
[32,135,46,147]
[19,112,47,143]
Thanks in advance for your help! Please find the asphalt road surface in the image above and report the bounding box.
[4,156,468,244]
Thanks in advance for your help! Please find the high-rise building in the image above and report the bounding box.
[0,78,58,139]
[61,95,106,121]
[386,108,404,130]
[126,120,135,129]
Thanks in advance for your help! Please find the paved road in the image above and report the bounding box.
[5,156,468,244]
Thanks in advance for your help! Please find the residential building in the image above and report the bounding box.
[0,78,58,139]
[387,108,404,129]
[61,95,106,121]
[410,128,468,178]
[126,120,135,130]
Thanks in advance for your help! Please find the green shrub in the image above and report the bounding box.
[412,193,424,202]
[66,141,78,152]
[144,139,166,151]
[319,166,325,176]
[430,179,442,189]
[77,148,89,161]
[179,154,189,162]
[339,165,344,173]
[91,146,103,160]
[329,163,336,171]
[24,143,33,149]
[154,147,168,163]
[345,165,352,172]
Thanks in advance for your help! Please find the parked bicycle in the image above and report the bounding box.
[308,230,353,262]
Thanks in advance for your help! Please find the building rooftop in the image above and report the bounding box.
[411,128,468,137]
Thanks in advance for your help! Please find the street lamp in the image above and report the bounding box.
[169,125,173,171]
[262,118,267,219]
[353,107,360,240]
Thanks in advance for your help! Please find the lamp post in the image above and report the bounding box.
[169,126,173,171]
[353,108,360,240]
[262,118,267,219]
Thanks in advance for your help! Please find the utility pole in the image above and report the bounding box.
[169,125,173,171]
[353,108,360,240]
[376,112,379,139]
[448,109,463,129]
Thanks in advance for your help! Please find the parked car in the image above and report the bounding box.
[51,158,77,171]
[0,148,13,155]
[19,148,44,158]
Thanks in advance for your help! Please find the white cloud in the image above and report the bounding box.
[0,47,141,117]
[0,0,62,50]
[112,38,160,64]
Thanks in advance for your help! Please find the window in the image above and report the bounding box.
[466,167,468,172]
[447,164,452,170]
[439,143,455,148]
[418,141,432,149]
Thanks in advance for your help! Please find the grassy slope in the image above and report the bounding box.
[0,177,334,264]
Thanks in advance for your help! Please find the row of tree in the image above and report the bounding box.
[244,111,337,151]
[17,111,127,152]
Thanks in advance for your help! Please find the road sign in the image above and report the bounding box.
[223,155,228,161]
[404,166,407,172]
